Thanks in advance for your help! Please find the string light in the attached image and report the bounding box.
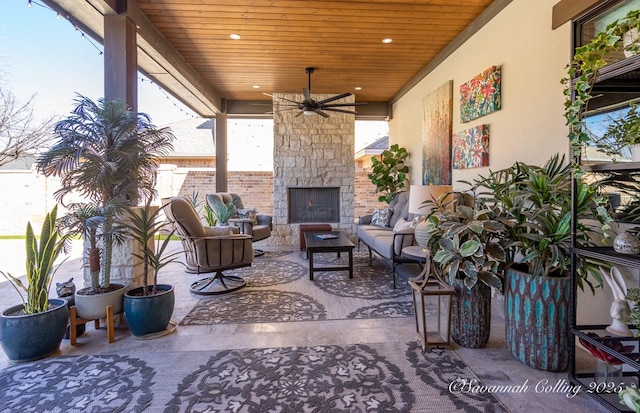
[26,0,198,120]
[139,76,199,119]
[27,0,103,55]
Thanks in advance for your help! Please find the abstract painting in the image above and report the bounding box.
[422,80,452,185]
[452,125,490,169]
[460,66,501,123]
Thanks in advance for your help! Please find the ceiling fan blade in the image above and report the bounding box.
[314,109,330,118]
[320,102,368,108]
[295,110,304,117]
[323,107,358,115]
[263,93,300,105]
[316,92,352,105]
[303,88,313,105]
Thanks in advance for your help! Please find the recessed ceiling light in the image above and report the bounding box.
[354,87,362,91]
[252,84,260,89]
[230,33,241,40]
[382,38,393,44]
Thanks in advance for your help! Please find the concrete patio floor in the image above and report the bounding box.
[0,240,610,413]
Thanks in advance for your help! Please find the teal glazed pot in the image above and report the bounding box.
[504,266,570,372]
[450,278,491,348]
[0,298,69,363]
[124,284,175,337]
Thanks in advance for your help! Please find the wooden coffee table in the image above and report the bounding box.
[303,231,355,280]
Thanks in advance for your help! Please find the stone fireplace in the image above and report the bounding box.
[270,93,356,245]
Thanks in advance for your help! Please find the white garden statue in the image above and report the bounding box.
[599,266,633,337]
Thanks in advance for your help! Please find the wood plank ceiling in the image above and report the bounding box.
[137,0,496,104]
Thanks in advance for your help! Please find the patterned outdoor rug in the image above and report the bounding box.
[180,251,431,325]
[0,341,507,412]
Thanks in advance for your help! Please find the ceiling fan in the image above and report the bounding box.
[265,67,367,118]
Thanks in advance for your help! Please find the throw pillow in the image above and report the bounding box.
[237,208,258,224]
[393,217,412,232]
[371,208,391,227]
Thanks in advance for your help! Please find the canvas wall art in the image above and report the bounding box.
[422,80,453,185]
[460,66,501,123]
[452,125,490,169]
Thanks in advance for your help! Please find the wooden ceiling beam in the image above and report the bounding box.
[45,0,223,117]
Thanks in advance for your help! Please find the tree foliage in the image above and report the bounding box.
[0,83,57,167]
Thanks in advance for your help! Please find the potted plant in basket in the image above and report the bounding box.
[471,154,612,371]
[121,199,181,337]
[426,191,511,348]
[0,206,70,363]
[35,94,175,320]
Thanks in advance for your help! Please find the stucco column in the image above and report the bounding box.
[104,14,137,111]
[215,113,228,192]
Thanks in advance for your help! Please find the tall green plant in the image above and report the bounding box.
[211,198,237,225]
[368,143,409,204]
[2,206,67,314]
[36,95,175,291]
[427,196,509,291]
[187,191,216,226]
[121,199,181,295]
[471,154,613,292]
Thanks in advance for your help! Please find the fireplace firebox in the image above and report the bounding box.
[288,187,340,223]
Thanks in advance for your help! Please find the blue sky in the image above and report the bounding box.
[0,1,191,124]
[0,1,387,155]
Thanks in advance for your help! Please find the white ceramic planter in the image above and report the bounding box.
[74,284,126,320]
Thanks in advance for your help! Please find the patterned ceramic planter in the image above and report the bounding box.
[451,279,491,348]
[0,299,69,363]
[124,284,175,337]
[504,266,570,372]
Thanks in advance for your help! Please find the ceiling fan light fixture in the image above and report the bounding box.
[303,110,315,116]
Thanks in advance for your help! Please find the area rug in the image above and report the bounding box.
[0,341,507,412]
[180,251,432,325]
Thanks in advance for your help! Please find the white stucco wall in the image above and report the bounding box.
[389,0,617,324]
[390,0,571,188]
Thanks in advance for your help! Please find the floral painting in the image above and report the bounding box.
[452,125,489,169]
[460,66,501,123]
[422,81,453,185]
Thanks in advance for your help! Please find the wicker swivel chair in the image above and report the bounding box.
[206,193,272,256]
[165,197,254,295]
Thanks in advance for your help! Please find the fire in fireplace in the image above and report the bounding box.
[288,187,340,223]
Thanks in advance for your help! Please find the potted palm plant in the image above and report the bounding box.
[426,192,510,348]
[0,206,70,363]
[36,94,175,320]
[472,154,612,371]
[121,199,181,337]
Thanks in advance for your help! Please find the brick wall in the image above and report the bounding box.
[0,168,383,235]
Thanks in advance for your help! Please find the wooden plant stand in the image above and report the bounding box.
[69,305,115,345]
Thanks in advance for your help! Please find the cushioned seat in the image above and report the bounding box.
[165,197,254,295]
[206,193,273,255]
[357,191,417,288]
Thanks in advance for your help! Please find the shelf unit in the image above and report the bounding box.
[569,1,640,412]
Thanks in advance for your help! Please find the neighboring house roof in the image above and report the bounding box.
[354,136,388,161]
[162,118,215,159]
